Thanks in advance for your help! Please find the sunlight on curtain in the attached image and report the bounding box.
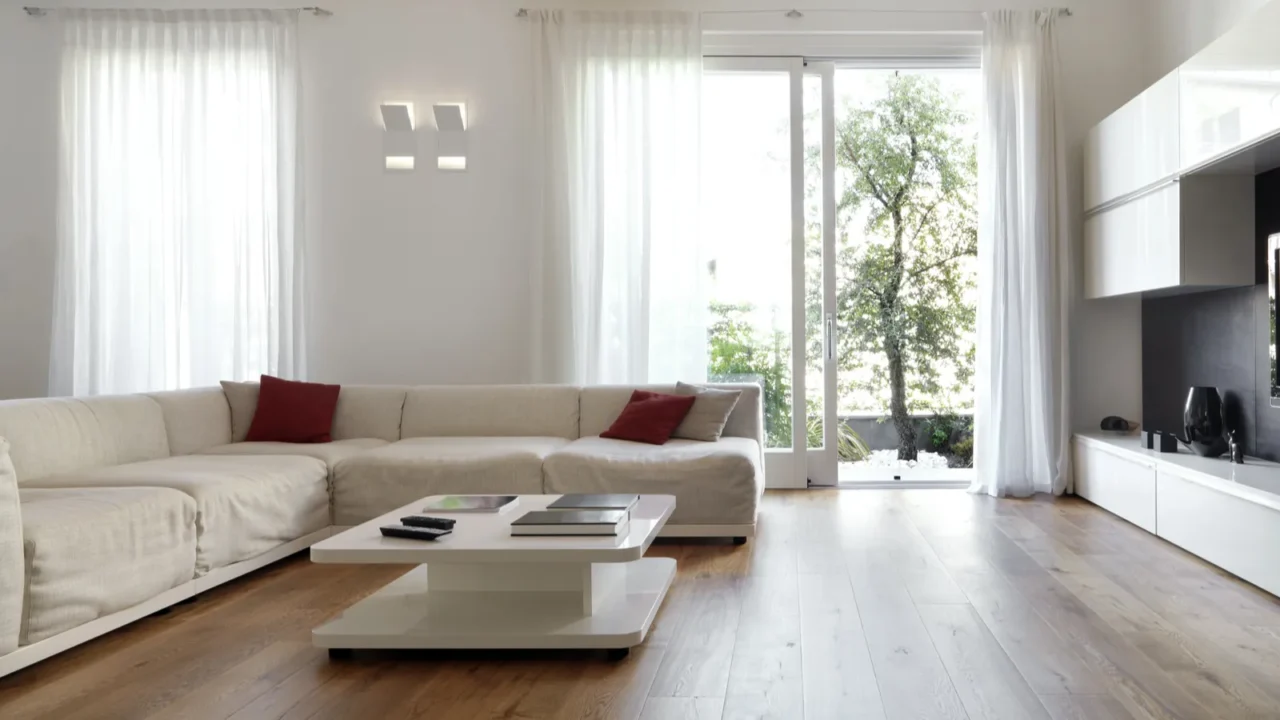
[530,10,706,385]
[51,9,304,396]
[972,10,1071,497]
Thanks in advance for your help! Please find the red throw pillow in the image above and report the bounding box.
[601,390,697,445]
[245,375,341,444]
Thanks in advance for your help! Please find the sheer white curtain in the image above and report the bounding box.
[51,9,305,396]
[971,10,1071,498]
[530,10,706,385]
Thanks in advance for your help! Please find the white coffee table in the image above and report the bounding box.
[311,494,676,659]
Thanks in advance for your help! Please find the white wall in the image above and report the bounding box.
[300,0,534,386]
[0,0,1156,432]
[0,16,59,400]
[1146,0,1271,74]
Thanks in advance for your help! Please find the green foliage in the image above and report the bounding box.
[951,437,974,467]
[932,428,949,449]
[922,413,972,453]
[707,301,792,448]
[807,416,871,462]
[806,71,978,460]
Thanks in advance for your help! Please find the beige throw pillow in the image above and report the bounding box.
[220,380,261,443]
[672,382,742,442]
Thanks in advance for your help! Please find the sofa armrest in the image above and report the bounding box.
[0,438,22,655]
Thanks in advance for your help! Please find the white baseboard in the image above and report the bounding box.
[0,527,335,680]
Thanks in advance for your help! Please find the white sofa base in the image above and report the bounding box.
[0,527,334,679]
[658,523,754,539]
[195,528,333,592]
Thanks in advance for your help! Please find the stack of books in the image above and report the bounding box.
[510,494,639,536]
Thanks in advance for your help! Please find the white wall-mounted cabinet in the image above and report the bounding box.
[1082,0,1280,300]
[1084,70,1181,213]
[1083,175,1254,299]
[1180,0,1280,170]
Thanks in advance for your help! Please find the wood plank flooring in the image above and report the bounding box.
[2,489,1279,719]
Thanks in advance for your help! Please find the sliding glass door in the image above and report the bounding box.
[702,58,979,488]
[823,66,980,486]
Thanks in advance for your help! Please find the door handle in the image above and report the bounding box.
[825,313,835,361]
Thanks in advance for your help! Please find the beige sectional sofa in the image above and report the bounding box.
[0,382,763,677]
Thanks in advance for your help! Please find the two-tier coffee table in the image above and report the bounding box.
[311,494,676,660]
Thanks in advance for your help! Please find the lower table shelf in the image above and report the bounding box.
[313,557,677,651]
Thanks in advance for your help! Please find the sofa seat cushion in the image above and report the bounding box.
[199,438,388,471]
[19,486,196,645]
[332,437,569,526]
[542,436,764,527]
[22,455,328,575]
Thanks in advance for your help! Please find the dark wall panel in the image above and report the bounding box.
[1141,286,1256,447]
[1140,167,1280,460]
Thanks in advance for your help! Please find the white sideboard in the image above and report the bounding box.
[1073,434,1280,597]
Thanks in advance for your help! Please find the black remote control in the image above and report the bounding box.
[380,525,452,541]
[401,515,456,530]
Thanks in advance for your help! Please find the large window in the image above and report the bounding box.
[52,10,303,396]
[701,69,796,449]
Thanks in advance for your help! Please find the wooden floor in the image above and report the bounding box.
[2,490,1280,720]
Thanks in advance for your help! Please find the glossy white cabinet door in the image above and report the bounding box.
[1156,470,1280,597]
[1085,70,1180,212]
[1180,0,1280,169]
[1084,183,1180,298]
[1073,441,1157,532]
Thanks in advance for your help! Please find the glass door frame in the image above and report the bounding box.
[703,56,817,489]
[808,61,839,487]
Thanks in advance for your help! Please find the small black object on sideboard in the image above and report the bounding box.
[1142,429,1180,453]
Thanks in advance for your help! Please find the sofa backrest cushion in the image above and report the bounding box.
[331,386,408,442]
[401,385,580,439]
[0,438,21,655]
[221,381,260,442]
[146,388,233,455]
[219,383,409,443]
[0,395,170,483]
[579,383,763,443]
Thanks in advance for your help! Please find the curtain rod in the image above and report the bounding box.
[515,7,1073,18]
[23,5,333,16]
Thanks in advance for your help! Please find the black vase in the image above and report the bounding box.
[1183,386,1228,458]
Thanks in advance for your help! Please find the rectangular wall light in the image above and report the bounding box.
[380,103,416,171]
[433,103,467,171]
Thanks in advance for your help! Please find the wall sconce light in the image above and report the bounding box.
[433,103,467,171]
[380,103,416,171]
